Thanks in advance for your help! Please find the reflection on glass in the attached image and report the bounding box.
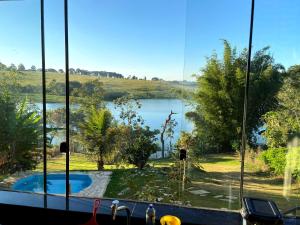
[243,0,300,216]
[0,1,43,193]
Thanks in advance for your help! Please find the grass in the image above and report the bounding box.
[7,152,300,211]
[0,71,195,102]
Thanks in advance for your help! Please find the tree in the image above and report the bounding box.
[263,65,300,148]
[8,64,17,71]
[120,125,159,169]
[76,68,81,74]
[58,69,64,73]
[114,96,159,169]
[78,80,105,109]
[69,68,75,74]
[0,74,41,171]
[187,41,284,152]
[165,115,178,152]
[17,64,25,71]
[0,62,7,70]
[47,68,57,73]
[113,96,143,126]
[79,108,115,170]
[30,65,36,71]
[160,110,177,158]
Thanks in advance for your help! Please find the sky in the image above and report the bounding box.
[0,0,300,81]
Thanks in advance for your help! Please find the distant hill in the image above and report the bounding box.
[0,70,195,103]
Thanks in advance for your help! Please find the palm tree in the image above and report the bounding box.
[80,107,115,170]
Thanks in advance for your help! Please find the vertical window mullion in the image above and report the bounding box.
[64,0,70,204]
[239,0,255,206]
[40,0,47,195]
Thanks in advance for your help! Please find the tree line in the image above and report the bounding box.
[0,62,163,81]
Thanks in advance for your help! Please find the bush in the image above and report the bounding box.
[260,148,287,175]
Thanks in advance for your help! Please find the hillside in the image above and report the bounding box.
[0,71,196,102]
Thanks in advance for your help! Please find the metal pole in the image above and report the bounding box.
[240,0,255,206]
[64,0,70,204]
[40,0,47,195]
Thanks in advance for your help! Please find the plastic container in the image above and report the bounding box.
[146,204,156,225]
[81,199,101,225]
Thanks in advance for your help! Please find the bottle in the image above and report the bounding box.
[146,204,156,225]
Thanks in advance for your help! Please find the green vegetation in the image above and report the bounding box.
[263,65,300,148]
[1,41,299,211]
[79,108,116,170]
[0,73,41,174]
[32,153,298,210]
[260,148,287,175]
[113,97,159,169]
[0,70,195,102]
[187,41,284,152]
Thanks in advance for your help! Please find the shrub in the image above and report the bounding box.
[260,147,287,176]
[244,149,268,173]
[119,126,159,169]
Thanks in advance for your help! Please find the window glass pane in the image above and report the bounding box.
[0,1,44,193]
[182,0,250,210]
[244,0,300,216]
[67,0,190,202]
[43,0,67,194]
[66,0,250,211]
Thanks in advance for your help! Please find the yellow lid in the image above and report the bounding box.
[160,215,181,225]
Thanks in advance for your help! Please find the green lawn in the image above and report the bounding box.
[32,153,300,211]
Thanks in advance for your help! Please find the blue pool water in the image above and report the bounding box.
[12,174,92,194]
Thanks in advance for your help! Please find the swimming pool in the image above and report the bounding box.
[12,173,92,194]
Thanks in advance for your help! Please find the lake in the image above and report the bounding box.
[36,99,194,153]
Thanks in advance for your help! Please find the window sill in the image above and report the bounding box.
[0,190,298,225]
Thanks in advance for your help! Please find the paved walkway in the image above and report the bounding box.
[74,171,112,197]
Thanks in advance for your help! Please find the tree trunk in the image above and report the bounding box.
[160,135,165,158]
[97,159,104,170]
[160,110,176,158]
[98,147,104,170]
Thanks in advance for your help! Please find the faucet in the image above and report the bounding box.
[111,200,131,225]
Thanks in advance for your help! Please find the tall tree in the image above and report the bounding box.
[17,64,25,71]
[8,64,17,71]
[160,110,177,158]
[263,65,300,148]
[30,65,36,71]
[187,41,284,152]
[0,62,7,70]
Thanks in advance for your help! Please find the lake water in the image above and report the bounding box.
[36,99,194,152]
[35,98,265,155]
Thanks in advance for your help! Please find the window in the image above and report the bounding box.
[0,1,44,194]
[0,0,299,216]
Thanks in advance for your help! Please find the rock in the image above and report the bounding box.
[214,195,223,198]
[220,198,234,203]
[156,197,164,202]
[189,189,210,195]
[225,195,238,200]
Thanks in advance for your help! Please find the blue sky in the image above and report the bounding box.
[0,0,299,81]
